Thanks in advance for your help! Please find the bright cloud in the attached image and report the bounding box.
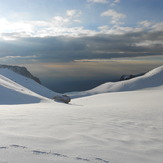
[87,0,109,4]
[98,25,143,34]
[0,17,33,34]
[52,16,70,26]
[0,13,83,39]
[135,40,163,47]
[66,9,82,17]
[101,9,126,24]
[151,22,163,31]
[138,20,153,27]
[0,55,37,63]
[114,0,120,3]
[111,0,121,6]
[75,55,163,63]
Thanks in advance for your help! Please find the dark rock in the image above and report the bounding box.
[0,65,41,84]
[120,75,134,81]
[120,73,145,81]
[53,95,71,104]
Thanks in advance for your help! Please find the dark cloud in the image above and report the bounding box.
[1,29,163,65]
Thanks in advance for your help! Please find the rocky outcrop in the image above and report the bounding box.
[0,65,41,84]
[120,73,145,81]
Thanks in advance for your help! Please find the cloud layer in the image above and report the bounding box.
[1,27,163,65]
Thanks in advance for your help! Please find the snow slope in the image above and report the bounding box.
[0,68,59,104]
[67,65,163,98]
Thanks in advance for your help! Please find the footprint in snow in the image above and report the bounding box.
[0,144,110,163]
[10,144,27,149]
[32,150,68,158]
[95,158,109,163]
[76,157,90,162]
[32,150,50,155]
[0,146,8,149]
[52,152,68,157]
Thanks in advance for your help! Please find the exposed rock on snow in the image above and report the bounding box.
[0,65,41,84]
[53,94,71,104]
[119,73,145,81]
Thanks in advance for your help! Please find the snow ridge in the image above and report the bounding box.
[0,68,59,104]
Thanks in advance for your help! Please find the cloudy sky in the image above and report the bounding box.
[0,0,163,92]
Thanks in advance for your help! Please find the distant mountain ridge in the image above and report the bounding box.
[0,65,41,84]
[67,65,163,98]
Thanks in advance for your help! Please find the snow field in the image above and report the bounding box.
[0,88,163,163]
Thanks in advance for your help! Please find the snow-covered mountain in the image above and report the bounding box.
[67,65,163,98]
[0,65,162,103]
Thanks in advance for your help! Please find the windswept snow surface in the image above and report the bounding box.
[67,65,163,98]
[0,66,163,162]
[0,87,163,163]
